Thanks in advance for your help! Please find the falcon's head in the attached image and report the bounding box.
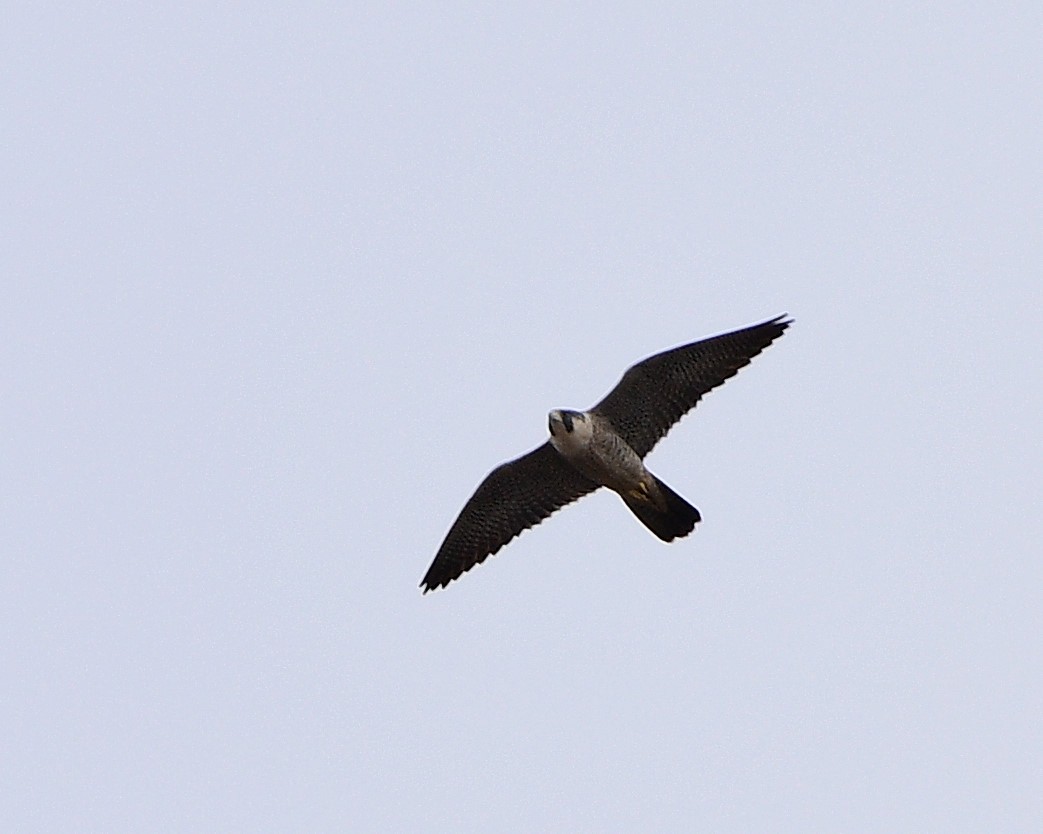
[548,410,592,454]
[548,408,580,433]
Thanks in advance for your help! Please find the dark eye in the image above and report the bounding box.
[562,412,573,432]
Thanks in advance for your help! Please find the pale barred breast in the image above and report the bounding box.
[584,414,647,490]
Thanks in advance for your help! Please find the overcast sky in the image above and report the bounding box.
[3,3,1041,831]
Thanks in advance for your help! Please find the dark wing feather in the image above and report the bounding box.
[592,315,791,458]
[421,443,598,592]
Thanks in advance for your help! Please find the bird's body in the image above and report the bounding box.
[421,315,792,592]
[548,410,643,493]
[547,408,700,541]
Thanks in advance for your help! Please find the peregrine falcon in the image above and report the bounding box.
[421,314,791,592]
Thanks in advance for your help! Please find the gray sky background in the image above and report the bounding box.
[4,3,1041,831]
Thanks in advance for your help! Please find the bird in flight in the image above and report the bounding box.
[421,315,791,592]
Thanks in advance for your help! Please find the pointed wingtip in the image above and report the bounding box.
[420,573,453,594]
[760,314,793,338]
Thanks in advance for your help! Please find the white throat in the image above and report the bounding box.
[548,409,594,457]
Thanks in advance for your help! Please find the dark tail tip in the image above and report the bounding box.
[624,477,700,542]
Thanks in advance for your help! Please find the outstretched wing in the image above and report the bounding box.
[592,315,791,458]
[421,443,598,593]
